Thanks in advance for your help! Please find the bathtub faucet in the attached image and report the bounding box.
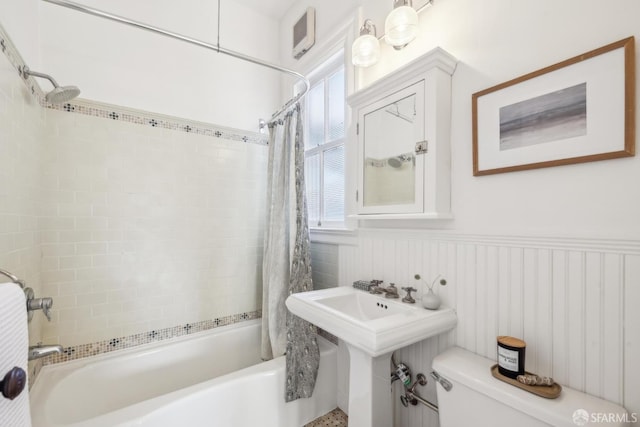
[28,343,63,361]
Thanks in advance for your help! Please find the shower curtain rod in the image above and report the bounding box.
[42,0,309,121]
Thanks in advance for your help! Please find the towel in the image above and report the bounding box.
[0,282,31,427]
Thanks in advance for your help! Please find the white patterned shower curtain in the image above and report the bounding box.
[261,104,320,402]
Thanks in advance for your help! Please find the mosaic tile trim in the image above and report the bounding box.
[43,310,261,365]
[0,23,268,146]
[45,100,269,145]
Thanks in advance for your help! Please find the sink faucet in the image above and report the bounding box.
[28,343,63,361]
[370,283,399,298]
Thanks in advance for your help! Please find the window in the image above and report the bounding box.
[305,55,345,228]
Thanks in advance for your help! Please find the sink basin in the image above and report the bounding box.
[286,286,457,357]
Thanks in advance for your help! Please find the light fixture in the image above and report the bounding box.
[352,19,380,68]
[385,0,419,50]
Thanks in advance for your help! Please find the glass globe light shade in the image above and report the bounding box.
[384,5,419,48]
[352,34,380,67]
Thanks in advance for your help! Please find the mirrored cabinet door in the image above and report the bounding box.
[359,81,425,214]
[348,47,457,220]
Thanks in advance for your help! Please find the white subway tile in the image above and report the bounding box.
[76,242,108,255]
[91,303,123,317]
[76,292,108,306]
[41,256,60,271]
[41,243,76,257]
[59,255,92,269]
[39,216,75,230]
[58,230,92,243]
[42,269,76,283]
[58,307,92,322]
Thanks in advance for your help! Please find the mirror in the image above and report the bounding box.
[363,93,418,207]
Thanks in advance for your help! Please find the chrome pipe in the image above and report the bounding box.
[41,0,310,120]
[20,66,60,88]
[404,389,439,413]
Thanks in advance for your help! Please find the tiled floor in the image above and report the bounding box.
[304,408,348,426]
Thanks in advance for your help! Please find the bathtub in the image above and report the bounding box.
[29,319,337,427]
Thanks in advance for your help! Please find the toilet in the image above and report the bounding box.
[433,347,630,427]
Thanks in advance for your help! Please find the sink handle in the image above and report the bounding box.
[401,287,417,304]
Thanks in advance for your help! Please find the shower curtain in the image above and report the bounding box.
[261,104,320,402]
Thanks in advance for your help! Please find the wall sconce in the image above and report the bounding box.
[385,0,419,50]
[352,19,380,67]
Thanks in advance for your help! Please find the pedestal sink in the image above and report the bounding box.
[286,286,457,427]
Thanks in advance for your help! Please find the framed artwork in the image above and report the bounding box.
[472,37,635,176]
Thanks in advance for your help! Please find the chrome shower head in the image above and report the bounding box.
[387,157,403,168]
[46,85,81,104]
[20,66,81,104]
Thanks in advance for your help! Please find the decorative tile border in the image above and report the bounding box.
[43,310,262,365]
[45,99,269,145]
[0,23,268,146]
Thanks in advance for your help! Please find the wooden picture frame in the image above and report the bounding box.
[472,37,635,176]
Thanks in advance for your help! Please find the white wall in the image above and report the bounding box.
[35,0,281,132]
[351,0,640,240]
[0,0,41,67]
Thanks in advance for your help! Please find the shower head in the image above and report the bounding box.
[45,85,81,104]
[387,154,414,169]
[387,157,403,168]
[20,66,81,104]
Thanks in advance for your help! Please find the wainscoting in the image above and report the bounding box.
[336,229,640,427]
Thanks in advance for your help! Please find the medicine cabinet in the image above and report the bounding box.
[348,48,457,219]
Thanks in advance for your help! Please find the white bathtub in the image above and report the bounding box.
[30,319,337,427]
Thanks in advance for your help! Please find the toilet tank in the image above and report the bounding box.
[432,347,629,427]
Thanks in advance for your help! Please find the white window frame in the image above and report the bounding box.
[305,51,346,229]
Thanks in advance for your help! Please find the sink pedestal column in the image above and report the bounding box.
[346,344,393,427]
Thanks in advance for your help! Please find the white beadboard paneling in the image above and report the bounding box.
[603,253,624,404]
[567,251,586,391]
[508,247,524,341]
[536,249,553,377]
[463,244,477,352]
[551,249,568,385]
[584,252,603,398]
[624,255,640,427]
[522,248,537,373]
[485,245,499,361]
[339,231,638,427]
[497,246,511,338]
[475,245,488,357]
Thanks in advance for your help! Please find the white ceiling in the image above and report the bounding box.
[231,0,299,19]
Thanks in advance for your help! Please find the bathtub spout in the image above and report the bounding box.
[28,343,63,361]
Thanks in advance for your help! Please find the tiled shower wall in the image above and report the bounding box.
[338,230,640,427]
[0,34,45,349]
[39,109,268,346]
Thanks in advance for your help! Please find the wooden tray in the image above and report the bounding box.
[490,364,562,399]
